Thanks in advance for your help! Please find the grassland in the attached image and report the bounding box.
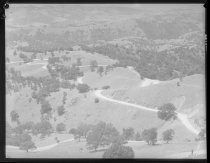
[6,137,204,158]
[6,50,205,158]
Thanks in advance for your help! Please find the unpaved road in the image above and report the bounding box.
[94,90,200,135]
[6,138,74,152]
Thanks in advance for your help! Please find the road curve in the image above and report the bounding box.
[6,138,74,152]
[94,90,200,135]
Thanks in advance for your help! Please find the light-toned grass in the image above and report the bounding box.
[128,74,205,109]
[6,139,104,158]
[83,67,141,90]
[6,138,203,158]
[128,141,199,158]
[6,86,42,127]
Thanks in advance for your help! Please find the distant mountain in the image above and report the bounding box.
[6,4,205,80]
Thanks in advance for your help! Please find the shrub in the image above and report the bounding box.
[122,127,135,140]
[77,84,90,93]
[142,128,158,145]
[18,133,36,152]
[162,129,175,143]
[10,110,20,124]
[90,60,98,72]
[157,103,177,121]
[135,132,142,141]
[94,98,99,103]
[103,143,134,158]
[32,120,53,137]
[86,122,119,151]
[102,85,110,90]
[198,128,206,140]
[57,105,65,116]
[56,123,66,133]
[40,100,52,115]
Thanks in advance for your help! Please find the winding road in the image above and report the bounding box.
[6,138,74,152]
[94,90,200,135]
[6,59,202,155]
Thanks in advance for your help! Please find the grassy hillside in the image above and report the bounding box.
[83,67,141,89]
[5,4,205,158]
[103,74,205,109]
[6,136,201,158]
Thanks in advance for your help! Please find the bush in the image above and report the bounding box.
[90,60,98,72]
[102,85,110,90]
[7,132,36,152]
[94,98,99,103]
[122,127,135,140]
[97,66,104,76]
[19,140,36,152]
[56,123,66,133]
[135,132,142,141]
[157,103,177,121]
[32,120,53,137]
[86,122,119,151]
[162,129,175,143]
[10,110,20,124]
[69,124,93,141]
[103,143,134,158]
[18,133,36,152]
[69,128,77,135]
[112,135,128,145]
[142,128,158,145]
[57,105,65,116]
[77,84,90,93]
[197,128,206,140]
[13,121,35,134]
[40,100,52,115]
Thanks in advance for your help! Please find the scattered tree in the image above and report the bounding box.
[122,127,135,140]
[31,52,37,60]
[32,120,53,137]
[76,58,82,66]
[102,85,110,90]
[162,129,175,143]
[90,60,98,72]
[14,121,35,134]
[86,122,119,151]
[135,132,142,141]
[57,105,65,116]
[19,133,36,152]
[198,128,206,140]
[56,123,66,133]
[62,92,67,105]
[10,110,20,124]
[94,98,99,103]
[19,139,36,152]
[157,103,177,121]
[112,135,128,145]
[13,50,17,56]
[142,128,158,145]
[103,143,134,158]
[40,100,52,115]
[69,128,78,135]
[97,66,104,76]
[69,124,93,141]
[77,84,90,93]
[77,123,92,139]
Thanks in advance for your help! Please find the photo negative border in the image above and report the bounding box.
[0,0,207,162]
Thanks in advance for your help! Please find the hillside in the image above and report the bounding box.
[6,4,205,81]
[5,4,206,159]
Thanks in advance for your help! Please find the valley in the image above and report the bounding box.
[5,4,206,159]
